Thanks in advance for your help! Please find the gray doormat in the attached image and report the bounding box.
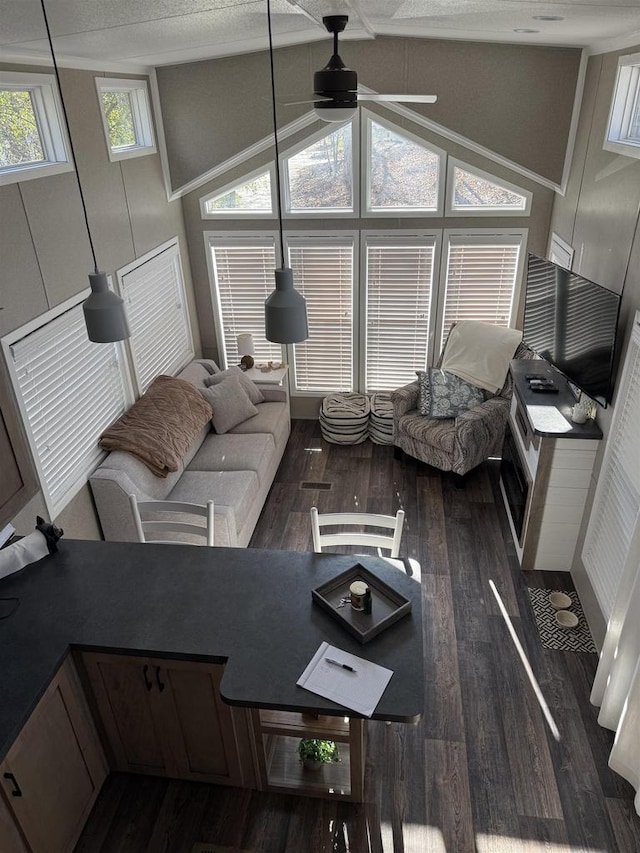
[527,588,597,653]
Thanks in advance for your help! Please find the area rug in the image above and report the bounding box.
[527,588,597,653]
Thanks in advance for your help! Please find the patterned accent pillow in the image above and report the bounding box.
[428,368,484,419]
[416,370,431,416]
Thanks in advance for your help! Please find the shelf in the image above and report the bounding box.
[264,735,351,797]
[258,710,350,741]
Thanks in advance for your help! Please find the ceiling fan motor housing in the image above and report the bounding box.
[314,14,357,103]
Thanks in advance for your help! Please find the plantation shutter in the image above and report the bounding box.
[209,237,282,367]
[9,304,129,516]
[120,241,193,394]
[365,236,437,391]
[440,233,523,352]
[287,236,354,392]
[582,315,640,617]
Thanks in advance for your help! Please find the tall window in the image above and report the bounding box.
[1,295,131,518]
[364,234,438,391]
[283,124,355,215]
[0,71,71,185]
[207,234,283,367]
[117,239,194,394]
[604,52,640,159]
[95,77,155,162]
[286,235,355,392]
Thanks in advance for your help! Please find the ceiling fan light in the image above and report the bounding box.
[314,104,357,122]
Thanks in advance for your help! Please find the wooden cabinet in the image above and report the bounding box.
[0,658,107,853]
[81,653,253,787]
[251,710,366,802]
[0,793,28,853]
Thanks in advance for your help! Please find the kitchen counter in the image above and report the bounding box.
[0,539,423,761]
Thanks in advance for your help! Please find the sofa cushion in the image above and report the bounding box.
[428,369,484,419]
[168,470,259,535]
[204,366,265,405]
[399,412,456,455]
[228,401,289,446]
[188,432,275,487]
[99,375,213,477]
[200,375,259,434]
[176,360,214,390]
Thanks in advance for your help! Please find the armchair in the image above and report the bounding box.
[391,339,535,477]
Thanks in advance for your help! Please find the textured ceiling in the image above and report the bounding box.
[0,0,638,68]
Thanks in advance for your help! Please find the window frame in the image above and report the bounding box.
[199,163,277,220]
[445,157,532,217]
[362,110,446,218]
[0,289,134,519]
[604,52,640,159]
[0,70,72,186]
[94,77,156,162]
[115,237,195,396]
[281,119,358,218]
[360,229,442,391]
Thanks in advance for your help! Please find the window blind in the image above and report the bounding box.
[209,238,282,367]
[287,237,354,392]
[365,237,436,391]
[440,234,522,352]
[120,241,193,394]
[582,319,640,617]
[9,304,129,516]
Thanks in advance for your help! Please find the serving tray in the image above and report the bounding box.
[312,564,411,643]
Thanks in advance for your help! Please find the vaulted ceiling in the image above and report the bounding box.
[0,0,638,70]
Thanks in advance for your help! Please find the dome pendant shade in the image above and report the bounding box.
[265,268,308,344]
[83,272,130,343]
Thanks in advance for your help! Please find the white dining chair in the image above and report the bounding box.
[128,495,215,546]
[310,507,420,579]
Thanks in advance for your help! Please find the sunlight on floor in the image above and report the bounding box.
[477,833,605,853]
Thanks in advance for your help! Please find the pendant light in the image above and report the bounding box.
[264,0,308,344]
[40,0,130,343]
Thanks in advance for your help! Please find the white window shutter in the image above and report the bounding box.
[583,315,640,617]
[209,237,283,367]
[9,304,129,516]
[440,233,523,352]
[287,236,354,393]
[365,236,437,391]
[119,241,193,394]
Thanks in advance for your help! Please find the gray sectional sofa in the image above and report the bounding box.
[90,359,290,547]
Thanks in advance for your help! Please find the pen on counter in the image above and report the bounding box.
[325,657,356,673]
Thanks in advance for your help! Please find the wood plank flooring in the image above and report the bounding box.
[75,420,640,852]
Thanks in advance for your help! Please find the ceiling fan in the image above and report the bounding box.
[283,15,437,122]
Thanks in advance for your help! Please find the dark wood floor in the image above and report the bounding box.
[75,419,640,853]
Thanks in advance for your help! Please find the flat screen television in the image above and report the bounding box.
[522,254,620,406]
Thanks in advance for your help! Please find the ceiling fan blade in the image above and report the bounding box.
[279,96,331,106]
[359,94,438,104]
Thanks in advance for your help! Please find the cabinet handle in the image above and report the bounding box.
[3,772,22,797]
[142,664,153,691]
[155,666,165,692]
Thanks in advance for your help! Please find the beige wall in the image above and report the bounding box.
[156,37,582,192]
[0,64,200,539]
[549,44,640,645]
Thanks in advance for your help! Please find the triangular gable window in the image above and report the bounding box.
[283,123,354,214]
[447,159,531,215]
[365,113,444,215]
[201,167,274,218]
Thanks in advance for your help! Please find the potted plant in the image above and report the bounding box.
[298,738,340,770]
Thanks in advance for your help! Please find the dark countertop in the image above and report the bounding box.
[510,359,603,439]
[0,540,423,761]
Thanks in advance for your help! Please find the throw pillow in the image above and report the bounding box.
[428,368,484,419]
[204,366,264,405]
[200,374,259,434]
[416,370,431,416]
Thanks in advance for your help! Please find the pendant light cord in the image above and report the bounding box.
[266,0,285,268]
[39,0,99,274]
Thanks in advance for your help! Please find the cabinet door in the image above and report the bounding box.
[0,793,28,853]
[0,659,107,853]
[82,653,169,775]
[156,660,244,786]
